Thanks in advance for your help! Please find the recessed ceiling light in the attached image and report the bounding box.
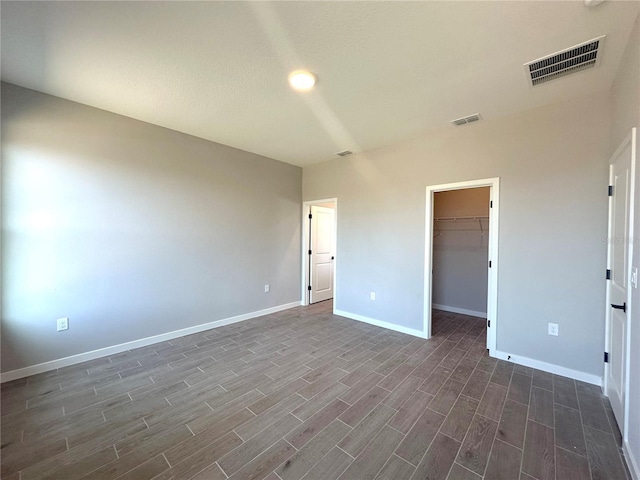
[288,70,316,91]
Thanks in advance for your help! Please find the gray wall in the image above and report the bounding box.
[303,91,610,377]
[433,188,489,315]
[610,12,640,473]
[1,83,302,373]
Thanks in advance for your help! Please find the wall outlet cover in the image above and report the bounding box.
[57,318,69,332]
[548,323,558,336]
[370,292,376,301]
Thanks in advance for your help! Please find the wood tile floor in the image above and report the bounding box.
[1,302,630,480]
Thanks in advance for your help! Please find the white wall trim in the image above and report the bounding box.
[0,301,301,383]
[622,127,637,444]
[624,440,640,480]
[493,349,602,386]
[432,304,487,319]
[334,309,427,339]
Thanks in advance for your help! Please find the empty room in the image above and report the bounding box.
[1,1,639,479]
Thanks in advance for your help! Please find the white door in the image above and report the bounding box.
[606,128,636,429]
[309,205,335,303]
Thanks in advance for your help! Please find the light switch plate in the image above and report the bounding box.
[632,267,638,289]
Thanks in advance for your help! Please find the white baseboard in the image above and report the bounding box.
[493,349,602,386]
[0,301,302,383]
[433,304,487,319]
[334,309,427,339]
[624,440,640,480]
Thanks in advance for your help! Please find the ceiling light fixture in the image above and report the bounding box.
[288,70,316,91]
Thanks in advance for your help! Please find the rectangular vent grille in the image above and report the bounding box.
[451,113,481,126]
[525,35,605,87]
[335,150,352,157]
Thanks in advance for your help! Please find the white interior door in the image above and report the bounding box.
[309,205,334,303]
[606,129,636,430]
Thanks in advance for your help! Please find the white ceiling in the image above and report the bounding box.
[2,1,638,167]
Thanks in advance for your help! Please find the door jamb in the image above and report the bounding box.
[424,178,500,354]
[301,198,338,308]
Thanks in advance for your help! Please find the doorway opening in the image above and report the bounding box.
[424,178,500,353]
[301,198,337,307]
[431,187,490,342]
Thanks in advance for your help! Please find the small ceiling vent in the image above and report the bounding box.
[524,35,605,87]
[335,150,353,157]
[451,113,481,126]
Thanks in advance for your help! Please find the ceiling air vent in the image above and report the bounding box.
[451,113,482,126]
[335,150,352,157]
[524,35,605,87]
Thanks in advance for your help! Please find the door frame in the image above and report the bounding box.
[301,198,338,307]
[424,177,500,353]
[603,127,636,441]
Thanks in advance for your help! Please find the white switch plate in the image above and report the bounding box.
[57,317,69,332]
[548,323,558,336]
[264,284,270,293]
[631,267,638,289]
[370,292,376,301]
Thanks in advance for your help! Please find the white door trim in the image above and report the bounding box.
[301,198,338,308]
[424,177,500,354]
[603,127,636,442]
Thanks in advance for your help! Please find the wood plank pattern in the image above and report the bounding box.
[484,439,522,480]
[497,399,528,449]
[1,303,630,480]
[522,420,555,480]
[456,414,498,475]
[412,432,460,480]
[584,425,630,480]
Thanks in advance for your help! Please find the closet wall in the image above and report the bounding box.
[432,187,490,317]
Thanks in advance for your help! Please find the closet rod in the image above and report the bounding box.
[434,215,489,221]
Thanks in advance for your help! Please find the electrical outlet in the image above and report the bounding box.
[264,284,270,293]
[57,317,69,332]
[548,323,558,336]
[370,292,376,301]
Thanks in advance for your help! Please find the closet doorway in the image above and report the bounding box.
[424,178,500,352]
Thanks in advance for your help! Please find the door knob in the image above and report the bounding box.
[611,302,626,313]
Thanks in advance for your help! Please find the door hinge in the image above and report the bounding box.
[490,200,493,208]
[308,285,312,291]
[606,269,611,280]
[489,260,492,268]
[308,250,312,255]
[604,352,609,363]
[608,185,613,197]
[487,320,491,328]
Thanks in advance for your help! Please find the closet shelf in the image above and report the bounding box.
[433,215,489,237]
